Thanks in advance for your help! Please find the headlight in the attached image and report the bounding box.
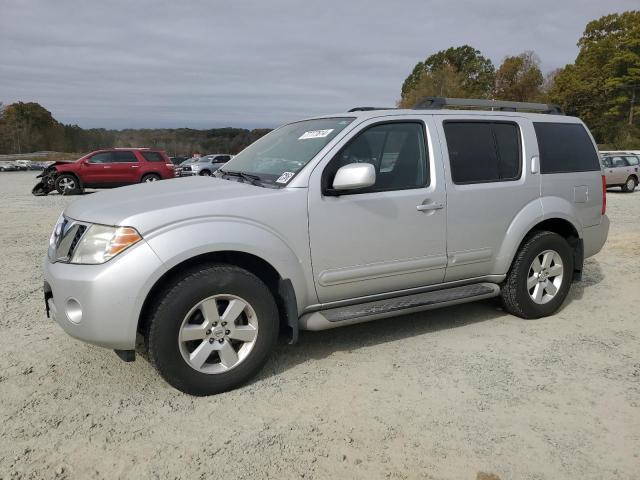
[70,225,142,264]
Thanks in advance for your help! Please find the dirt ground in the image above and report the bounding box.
[0,171,638,480]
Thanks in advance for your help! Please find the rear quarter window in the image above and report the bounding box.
[534,122,600,174]
[142,151,165,162]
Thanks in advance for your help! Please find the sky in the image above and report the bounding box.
[0,0,637,130]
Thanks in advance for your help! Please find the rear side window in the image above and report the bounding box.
[142,151,164,162]
[626,156,639,166]
[444,121,521,184]
[112,151,138,163]
[534,122,600,174]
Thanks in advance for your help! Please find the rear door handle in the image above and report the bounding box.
[131,165,139,168]
[416,202,444,212]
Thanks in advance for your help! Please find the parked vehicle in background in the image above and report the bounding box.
[187,154,233,176]
[170,156,187,166]
[32,148,175,196]
[14,160,29,171]
[175,157,198,177]
[601,153,639,192]
[44,98,609,395]
[0,161,19,172]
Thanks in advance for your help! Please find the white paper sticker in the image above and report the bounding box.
[298,129,334,140]
[276,171,295,184]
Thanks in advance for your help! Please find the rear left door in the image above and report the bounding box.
[110,150,140,184]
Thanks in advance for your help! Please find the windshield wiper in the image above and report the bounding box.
[218,170,263,186]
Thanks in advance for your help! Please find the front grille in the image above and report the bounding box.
[182,166,192,171]
[49,219,89,262]
[68,225,87,255]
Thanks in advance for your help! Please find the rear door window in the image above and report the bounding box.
[112,151,138,163]
[533,122,600,174]
[443,121,521,184]
[141,151,164,162]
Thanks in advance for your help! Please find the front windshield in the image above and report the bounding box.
[219,117,354,185]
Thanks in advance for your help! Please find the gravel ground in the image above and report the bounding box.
[0,171,639,480]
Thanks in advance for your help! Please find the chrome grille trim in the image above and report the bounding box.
[48,217,91,263]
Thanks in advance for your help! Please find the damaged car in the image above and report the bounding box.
[32,148,175,196]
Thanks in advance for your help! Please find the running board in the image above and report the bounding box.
[299,283,500,331]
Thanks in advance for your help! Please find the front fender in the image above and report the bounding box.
[144,218,316,311]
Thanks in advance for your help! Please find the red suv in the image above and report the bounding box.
[42,148,175,195]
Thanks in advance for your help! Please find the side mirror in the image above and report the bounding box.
[332,163,376,191]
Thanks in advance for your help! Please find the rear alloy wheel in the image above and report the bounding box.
[54,174,81,195]
[622,176,636,193]
[141,173,160,183]
[500,231,573,319]
[145,263,279,395]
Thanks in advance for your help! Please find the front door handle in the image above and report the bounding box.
[416,202,444,212]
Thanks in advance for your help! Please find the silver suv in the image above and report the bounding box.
[44,98,609,395]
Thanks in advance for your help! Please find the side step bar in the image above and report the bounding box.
[299,283,500,331]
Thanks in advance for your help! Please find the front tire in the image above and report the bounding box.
[500,231,574,319]
[622,176,637,193]
[145,264,279,395]
[54,174,81,195]
[199,170,212,176]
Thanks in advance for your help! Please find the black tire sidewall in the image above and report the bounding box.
[512,233,574,318]
[148,265,279,395]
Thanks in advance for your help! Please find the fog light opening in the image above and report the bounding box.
[65,298,83,324]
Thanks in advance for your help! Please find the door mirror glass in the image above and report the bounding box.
[332,163,376,191]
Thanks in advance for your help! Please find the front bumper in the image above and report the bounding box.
[44,240,166,350]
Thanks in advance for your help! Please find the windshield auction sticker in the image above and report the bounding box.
[298,129,334,140]
[276,171,295,184]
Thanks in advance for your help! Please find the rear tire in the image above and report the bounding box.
[54,174,81,195]
[500,231,574,319]
[621,176,637,193]
[141,173,161,183]
[145,263,279,395]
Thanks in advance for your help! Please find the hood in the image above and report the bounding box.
[64,177,283,233]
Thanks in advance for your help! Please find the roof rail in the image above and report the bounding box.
[413,97,564,115]
[348,107,396,112]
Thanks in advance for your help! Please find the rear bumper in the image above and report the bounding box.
[44,241,166,350]
[583,214,610,259]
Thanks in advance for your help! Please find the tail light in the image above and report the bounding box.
[601,175,606,215]
[165,163,174,169]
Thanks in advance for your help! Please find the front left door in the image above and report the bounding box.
[307,117,447,304]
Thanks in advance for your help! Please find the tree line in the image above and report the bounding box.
[0,102,272,156]
[399,11,639,147]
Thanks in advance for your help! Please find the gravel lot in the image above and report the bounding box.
[1,171,639,480]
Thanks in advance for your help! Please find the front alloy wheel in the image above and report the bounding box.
[178,295,258,374]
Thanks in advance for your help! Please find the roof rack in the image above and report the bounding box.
[413,97,564,115]
[348,107,396,112]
